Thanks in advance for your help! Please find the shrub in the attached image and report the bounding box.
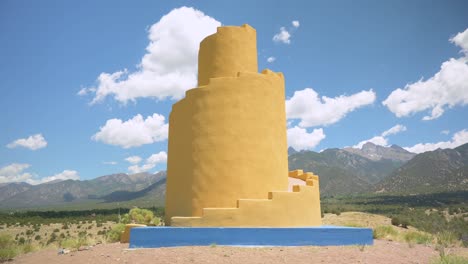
[21,243,35,254]
[25,229,34,236]
[34,235,41,241]
[106,223,125,243]
[53,228,59,233]
[391,217,401,227]
[121,208,161,225]
[0,234,19,261]
[437,231,458,247]
[373,225,398,239]
[404,231,433,245]
[400,219,410,229]
[47,233,57,245]
[18,237,26,244]
[60,238,80,250]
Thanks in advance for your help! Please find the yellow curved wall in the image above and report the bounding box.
[165,24,321,227]
[198,24,258,86]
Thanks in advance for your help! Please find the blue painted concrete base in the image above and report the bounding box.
[129,226,373,248]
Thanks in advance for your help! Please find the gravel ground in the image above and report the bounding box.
[11,239,468,264]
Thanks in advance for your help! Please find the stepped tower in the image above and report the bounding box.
[165,24,321,227]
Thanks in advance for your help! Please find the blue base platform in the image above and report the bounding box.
[129,226,373,248]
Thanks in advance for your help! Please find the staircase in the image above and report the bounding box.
[171,170,322,227]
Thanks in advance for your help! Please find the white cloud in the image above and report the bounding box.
[381,124,407,137]
[267,56,276,63]
[80,6,221,104]
[441,130,450,135]
[287,126,326,151]
[383,28,468,120]
[292,20,300,28]
[404,129,468,153]
[147,152,167,164]
[353,136,388,149]
[103,161,117,165]
[0,164,79,185]
[28,170,80,185]
[353,124,407,148]
[286,88,376,127]
[128,151,167,174]
[7,134,47,150]
[92,113,168,148]
[0,163,32,183]
[451,28,468,55]
[273,27,291,44]
[125,156,142,164]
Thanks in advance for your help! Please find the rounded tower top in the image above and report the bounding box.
[197,24,258,86]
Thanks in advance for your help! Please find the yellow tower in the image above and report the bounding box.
[165,24,321,227]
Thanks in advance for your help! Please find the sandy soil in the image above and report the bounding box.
[10,240,467,264]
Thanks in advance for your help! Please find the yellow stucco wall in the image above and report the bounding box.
[165,24,321,227]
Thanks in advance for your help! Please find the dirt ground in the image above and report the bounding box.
[10,240,468,264]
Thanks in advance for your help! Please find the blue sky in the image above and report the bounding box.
[1,0,467,183]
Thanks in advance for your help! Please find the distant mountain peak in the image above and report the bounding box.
[344,143,415,162]
[288,147,298,155]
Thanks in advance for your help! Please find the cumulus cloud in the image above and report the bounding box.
[125,156,142,164]
[286,88,376,127]
[92,113,168,148]
[287,126,326,151]
[441,130,450,135]
[273,21,300,44]
[28,170,80,185]
[383,28,468,120]
[267,56,276,63]
[0,163,33,183]
[273,27,291,44]
[7,134,47,150]
[103,161,117,165]
[353,124,407,148]
[404,129,468,153]
[451,28,468,55]
[128,151,167,174]
[80,6,221,104]
[0,164,79,185]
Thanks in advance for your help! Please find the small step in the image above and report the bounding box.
[268,191,300,200]
[203,207,238,217]
[237,199,271,209]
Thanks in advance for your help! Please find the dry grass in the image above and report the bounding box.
[323,212,438,246]
[0,220,114,249]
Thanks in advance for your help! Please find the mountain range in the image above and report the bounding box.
[0,142,467,210]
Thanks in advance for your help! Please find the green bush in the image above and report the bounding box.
[373,225,398,239]
[121,208,161,226]
[47,233,57,245]
[391,217,401,227]
[437,231,458,247]
[0,234,19,261]
[400,219,410,229]
[106,223,125,242]
[404,231,432,245]
[21,243,34,254]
